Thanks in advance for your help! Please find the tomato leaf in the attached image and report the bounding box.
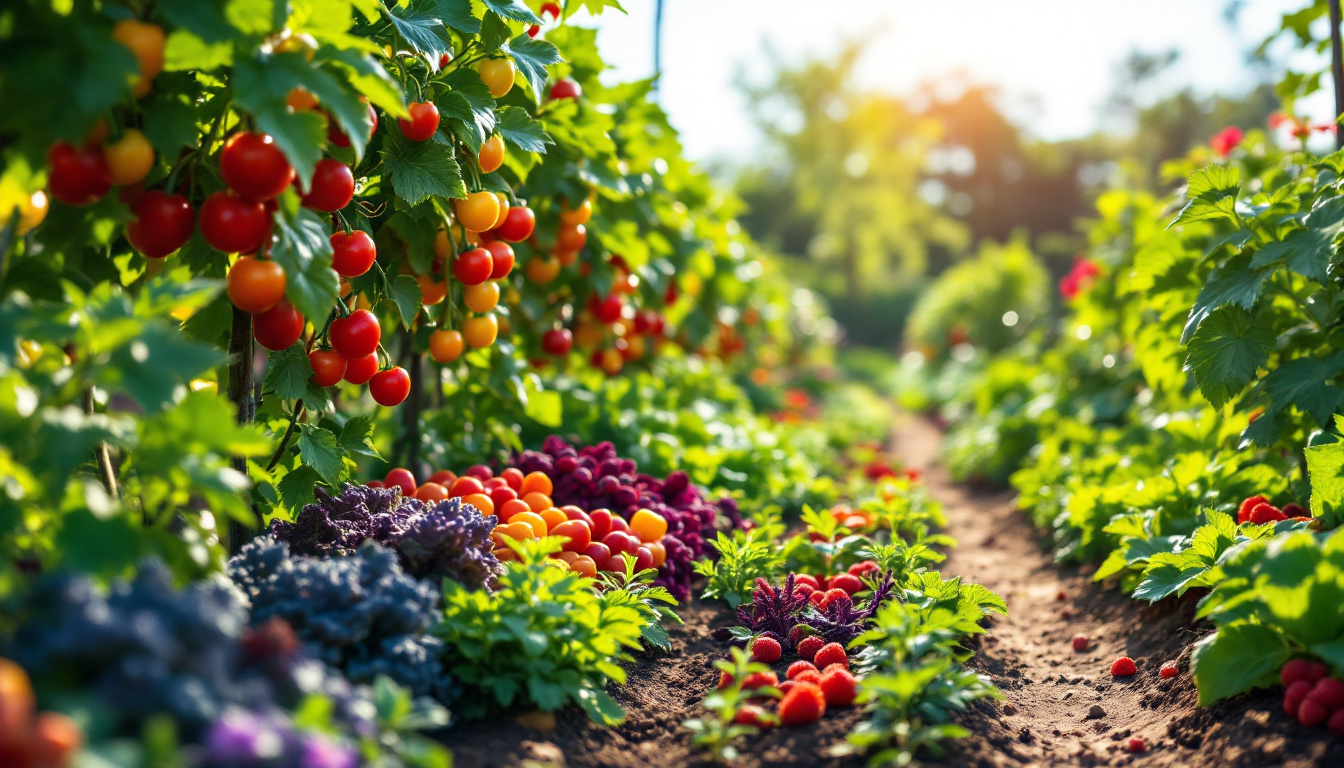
[338,414,382,459]
[263,343,315,403]
[496,105,550,153]
[504,34,563,104]
[1171,165,1241,227]
[427,0,482,34]
[298,423,346,484]
[140,91,203,158]
[1261,355,1344,427]
[1185,305,1275,409]
[380,130,467,205]
[271,203,340,323]
[278,464,324,511]
[387,273,424,329]
[438,68,497,152]
[1249,228,1334,283]
[1180,253,1269,344]
[320,48,408,119]
[481,0,541,24]
[480,11,513,51]
[232,54,329,184]
[156,0,233,44]
[1307,439,1344,519]
[386,3,451,59]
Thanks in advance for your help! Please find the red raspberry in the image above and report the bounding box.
[818,666,857,706]
[1329,708,1344,735]
[814,642,849,671]
[797,636,824,661]
[1159,661,1179,679]
[1299,698,1330,727]
[847,560,879,577]
[1237,495,1270,524]
[777,680,797,695]
[1282,658,1329,686]
[808,591,825,607]
[732,704,773,729]
[828,573,864,595]
[750,636,782,663]
[1285,680,1313,717]
[777,683,826,726]
[1127,737,1146,753]
[794,670,821,685]
[1110,657,1137,677]
[740,671,778,693]
[787,660,819,680]
[1248,502,1286,525]
[1071,635,1088,652]
[793,574,820,590]
[787,624,813,647]
[818,588,851,610]
[1307,678,1344,710]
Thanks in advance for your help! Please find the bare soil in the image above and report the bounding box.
[436,414,1344,767]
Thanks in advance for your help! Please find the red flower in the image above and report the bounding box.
[1058,257,1100,301]
[1210,126,1244,157]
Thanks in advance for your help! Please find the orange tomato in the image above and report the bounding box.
[454,191,500,233]
[498,499,532,522]
[569,555,598,578]
[415,482,450,502]
[522,491,553,513]
[429,329,465,363]
[559,198,592,226]
[450,476,485,498]
[491,192,510,230]
[555,550,580,565]
[103,128,155,186]
[417,273,447,306]
[630,508,668,542]
[429,469,457,486]
[500,467,524,491]
[286,87,319,111]
[539,506,567,532]
[519,471,554,497]
[112,19,166,82]
[556,223,586,252]
[646,541,667,567]
[479,134,505,173]
[463,492,495,517]
[493,546,519,562]
[464,281,500,313]
[510,511,547,539]
[463,314,498,348]
[525,255,561,283]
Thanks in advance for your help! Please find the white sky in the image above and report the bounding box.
[584,0,1330,162]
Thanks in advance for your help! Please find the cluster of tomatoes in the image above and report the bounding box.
[0,659,82,768]
[371,464,669,579]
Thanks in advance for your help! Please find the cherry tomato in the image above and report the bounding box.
[499,468,524,491]
[550,79,582,100]
[309,349,347,387]
[429,329,465,363]
[552,519,592,552]
[453,247,493,285]
[48,142,111,206]
[525,255,560,284]
[588,293,623,324]
[329,309,381,359]
[200,191,270,254]
[329,102,378,148]
[6,189,48,235]
[569,555,597,578]
[559,197,592,226]
[494,205,535,242]
[519,471,553,496]
[418,273,447,306]
[489,485,518,511]
[415,482,450,502]
[397,101,440,142]
[541,328,573,356]
[450,476,485,498]
[369,366,410,406]
[476,243,514,281]
[541,2,562,19]
[253,300,305,351]
[103,128,155,186]
[646,540,667,567]
[330,230,377,277]
[463,314,498,349]
[343,352,378,384]
[301,159,354,212]
[126,190,194,258]
[286,87,319,111]
[623,333,647,359]
[556,223,586,252]
[221,132,295,202]
[664,282,679,305]
[464,281,500,313]
[598,347,623,375]
[385,468,416,495]
[478,58,516,98]
[429,470,457,486]
[227,256,287,314]
[630,509,668,542]
[112,19,165,85]
[479,134,505,173]
[491,192,510,230]
[454,191,500,233]
[632,546,654,572]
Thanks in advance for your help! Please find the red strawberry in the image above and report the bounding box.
[732,704,774,729]
[829,573,864,595]
[1283,659,1324,686]
[1159,661,1179,679]
[818,666,857,706]
[847,560,879,578]
[1110,657,1137,677]
[793,574,820,590]
[794,670,821,685]
[1282,502,1306,517]
[787,661,819,680]
[1307,678,1344,710]
[814,643,849,671]
[1329,708,1344,735]
[1299,698,1330,727]
[777,680,797,695]
[818,588,851,610]
[807,591,825,607]
[1238,495,1270,524]
[793,584,816,602]
[787,624,813,647]
[1248,502,1286,525]
[740,671,778,693]
[778,683,826,726]
[717,671,733,690]
[750,636,782,664]
[1286,680,1313,717]
[797,636,824,661]
[1071,635,1088,652]
[1127,737,1146,753]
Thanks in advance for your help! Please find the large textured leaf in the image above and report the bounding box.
[1185,305,1275,409]
[1181,253,1270,344]
[387,3,451,58]
[232,54,330,183]
[1249,228,1334,283]
[298,423,345,483]
[1191,623,1291,706]
[505,34,563,103]
[380,131,467,205]
[1171,165,1241,227]
[1262,355,1344,427]
[1307,439,1344,519]
[496,105,550,153]
[426,0,481,33]
[438,68,497,152]
[482,0,541,23]
[271,203,340,323]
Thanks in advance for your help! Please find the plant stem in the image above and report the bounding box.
[84,389,119,501]
[266,402,306,472]
[1332,0,1344,150]
[226,305,257,554]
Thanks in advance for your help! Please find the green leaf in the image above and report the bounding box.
[574,688,625,726]
[481,0,541,23]
[387,274,424,329]
[263,343,314,401]
[428,0,482,33]
[1171,165,1241,227]
[380,131,467,205]
[271,203,340,323]
[232,55,328,184]
[522,387,562,427]
[496,105,550,153]
[278,464,323,510]
[338,414,381,459]
[1261,355,1344,427]
[320,48,408,119]
[55,510,144,579]
[164,30,233,71]
[1185,305,1275,409]
[1307,440,1344,518]
[104,321,225,412]
[438,68,497,153]
[387,3,451,58]
[479,11,513,51]
[297,423,345,483]
[1181,253,1269,344]
[504,34,563,103]
[1250,228,1334,283]
[140,92,202,158]
[1191,623,1291,706]
[157,0,233,43]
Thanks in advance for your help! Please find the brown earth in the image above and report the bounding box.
[437,414,1344,768]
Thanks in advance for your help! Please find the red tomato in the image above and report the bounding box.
[301,159,354,212]
[200,191,270,254]
[328,102,378,148]
[369,367,410,406]
[493,206,535,242]
[308,349,346,387]
[465,464,493,480]
[556,223,586,252]
[397,102,440,142]
[552,520,592,553]
[330,230,377,277]
[484,241,515,279]
[48,142,112,205]
[583,542,611,564]
[126,190,194,258]
[385,468,417,496]
[632,546,654,572]
[415,482,450,502]
[588,293,623,324]
[608,515,631,534]
[253,300,305,351]
[343,352,378,384]
[562,506,593,526]
[329,309,381,359]
[453,248,493,285]
[541,2,561,19]
[500,467,525,491]
[489,485,518,510]
[220,132,295,202]
[589,508,613,539]
[549,79,582,100]
[227,256,287,314]
[450,476,485,498]
[541,328,573,356]
[602,530,638,557]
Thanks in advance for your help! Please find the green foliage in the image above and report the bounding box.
[683,647,780,764]
[695,527,785,609]
[595,552,682,652]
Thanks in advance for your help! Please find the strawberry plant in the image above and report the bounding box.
[684,647,780,763]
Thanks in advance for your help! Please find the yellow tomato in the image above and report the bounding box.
[559,197,592,226]
[478,58,516,99]
[464,281,500,313]
[417,273,447,306]
[103,128,155,186]
[524,255,560,284]
[462,314,498,348]
[479,134,505,173]
[429,329,465,363]
[112,19,166,82]
[491,192,510,230]
[454,191,499,233]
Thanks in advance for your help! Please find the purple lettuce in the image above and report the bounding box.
[735,575,806,642]
[798,569,897,645]
[730,570,898,648]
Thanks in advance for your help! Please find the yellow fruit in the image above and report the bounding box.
[103,128,155,186]
[464,281,500,313]
[463,314,499,348]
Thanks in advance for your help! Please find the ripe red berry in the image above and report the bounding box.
[787,625,812,647]
[343,352,378,385]
[818,667,857,706]
[1282,502,1307,518]
[716,671,733,691]
[796,636,824,662]
[732,704,773,729]
[787,661,818,680]
[1072,635,1088,652]
[484,240,515,279]
[1127,737,1146,753]
[301,159,355,212]
[369,366,410,406]
[1329,708,1344,735]
[1299,698,1330,727]
[329,309,381,359]
[126,190,195,258]
[330,230,377,277]
[794,574,820,590]
[397,101,440,142]
[1159,661,1179,679]
[384,468,416,496]
[1056,590,1068,602]
[494,205,535,242]
[829,573,864,595]
[814,643,848,672]
[739,671,777,693]
[199,191,269,254]
[1283,659,1320,686]
[794,669,821,685]
[808,591,825,607]
[793,584,817,602]
[309,349,346,387]
[1307,677,1344,710]
[220,132,295,202]
[1285,679,1313,717]
[252,300,304,351]
[549,79,582,100]
[847,560,880,578]
[818,588,850,610]
[776,680,797,695]
[1237,495,1270,525]
[453,247,494,285]
[1248,502,1286,525]
[48,141,112,205]
[1110,657,1137,677]
[777,683,825,726]
[750,636,782,664]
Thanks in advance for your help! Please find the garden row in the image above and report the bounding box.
[899,5,1344,742]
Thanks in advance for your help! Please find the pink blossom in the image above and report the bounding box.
[1210,126,1244,157]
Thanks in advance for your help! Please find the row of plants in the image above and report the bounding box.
[902,1,1344,738]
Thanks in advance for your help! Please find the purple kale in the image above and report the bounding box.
[270,484,413,557]
[799,569,897,645]
[735,575,806,641]
[397,497,499,590]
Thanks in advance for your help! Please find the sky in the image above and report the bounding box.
[582,0,1327,163]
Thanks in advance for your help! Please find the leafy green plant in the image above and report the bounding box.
[695,528,786,608]
[596,552,683,652]
[433,537,646,724]
[683,647,779,764]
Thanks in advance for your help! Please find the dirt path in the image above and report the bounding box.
[892,412,1343,768]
